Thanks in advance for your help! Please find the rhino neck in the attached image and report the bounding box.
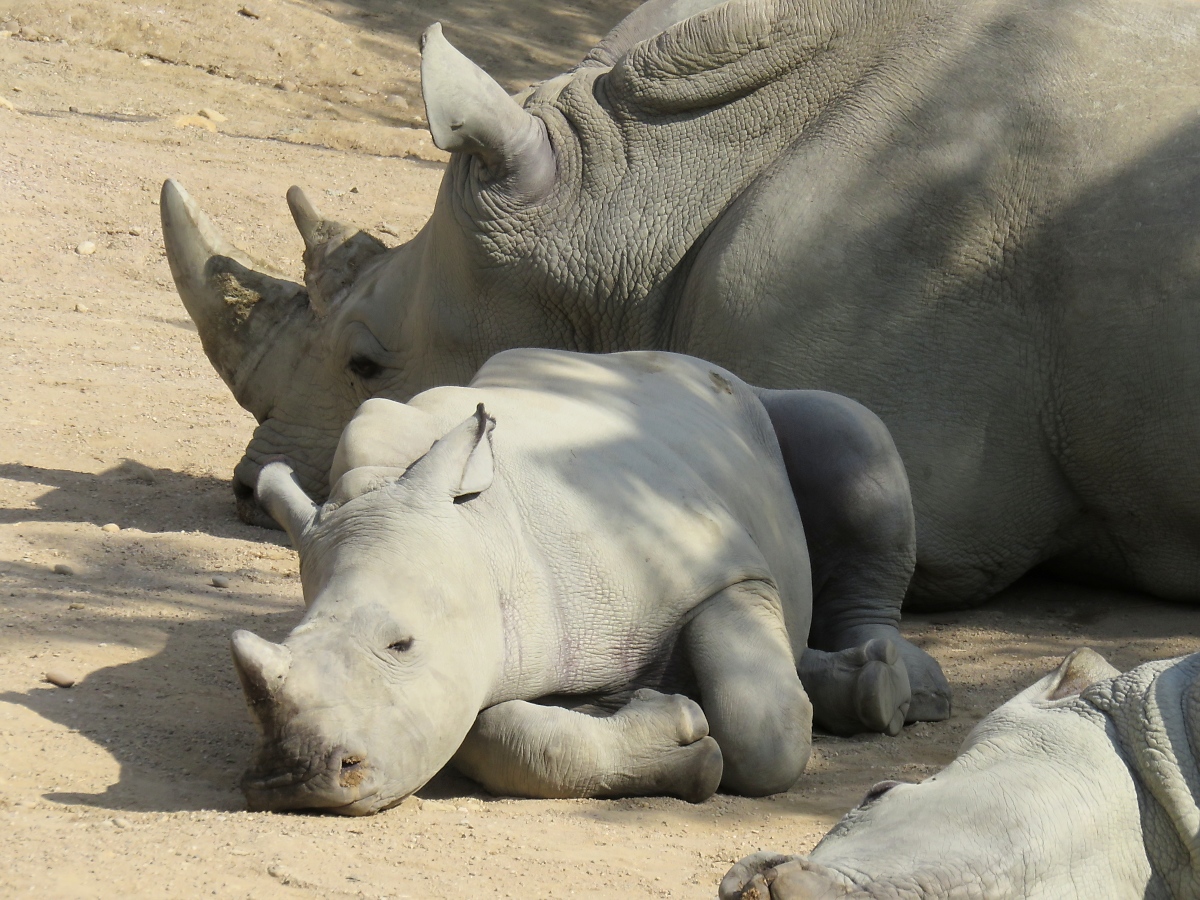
[497,0,927,354]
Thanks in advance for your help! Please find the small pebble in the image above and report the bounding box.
[211,575,230,589]
[74,302,90,313]
[68,602,85,610]
[238,5,261,19]
[75,241,96,256]
[111,817,130,829]
[351,66,365,76]
[198,107,227,122]
[101,523,120,533]
[385,94,408,110]
[275,80,298,93]
[45,670,76,688]
[53,563,75,576]
[173,114,216,132]
[349,185,359,193]
[68,105,79,113]
[128,226,143,236]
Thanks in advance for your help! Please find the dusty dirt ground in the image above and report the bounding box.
[2,1,1200,897]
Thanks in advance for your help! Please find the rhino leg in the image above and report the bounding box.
[798,640,908,737]
[684,581,813,796]
[450,690,723,802]
[754,388,951,723]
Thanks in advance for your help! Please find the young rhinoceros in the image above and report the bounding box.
[722,648,1200,899]
[231,349,946,814]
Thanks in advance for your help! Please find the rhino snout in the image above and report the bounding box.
[242,743,385,815]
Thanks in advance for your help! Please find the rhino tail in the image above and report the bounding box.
[285,186,387,317]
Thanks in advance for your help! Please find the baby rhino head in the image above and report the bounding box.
[231,402,504,815]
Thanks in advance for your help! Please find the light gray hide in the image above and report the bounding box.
[230,350,940,813]
[163,0,1200,610]
[721,648,1200,899]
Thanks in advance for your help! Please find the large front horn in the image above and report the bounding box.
[420,23,555,197]
[160,179,309,406]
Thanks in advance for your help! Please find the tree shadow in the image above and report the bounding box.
[0,460,271,541]
[322,0,642,92]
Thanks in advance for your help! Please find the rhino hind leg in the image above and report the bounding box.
[451,690,723,802]
[798,640,909,737]
[753,388,951,723]
[684,581,813,796]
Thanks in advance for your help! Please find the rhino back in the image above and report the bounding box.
[671,0,1200,604]
[407,349,812,694]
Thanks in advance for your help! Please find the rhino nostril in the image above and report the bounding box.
[341,756,364,770]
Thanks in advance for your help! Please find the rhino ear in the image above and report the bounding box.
[1039,647,1121,701]
[255,462,319,543]
[410,403,497,501]
[420,23,555,197]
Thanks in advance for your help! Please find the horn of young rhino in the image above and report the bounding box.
[160,179,310,404]
[420,23,556,197]
[285,186,387,317]
[230,630,292,707]
[255,461,319,544]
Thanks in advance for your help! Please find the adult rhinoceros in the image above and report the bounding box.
[721,647,1200,899]
[162,0,1200,609]
[231,349,945,813]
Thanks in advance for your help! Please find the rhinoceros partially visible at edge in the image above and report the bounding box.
[230,349,948,813]
[163,0,1200,610]
[721,647,1200,899]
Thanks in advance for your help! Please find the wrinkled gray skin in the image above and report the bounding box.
[230,349,948,813]
[163,0,1200,610]
[721,647,1200,899]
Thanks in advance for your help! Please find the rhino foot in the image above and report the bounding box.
[618,689,724,802]
[720,852,855,899]
[800,639,910,737]
[831,625,952,724]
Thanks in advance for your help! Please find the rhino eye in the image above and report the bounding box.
[348,355,384,380]
[387,638,414,653]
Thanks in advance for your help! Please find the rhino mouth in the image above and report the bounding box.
[242,747,384,814]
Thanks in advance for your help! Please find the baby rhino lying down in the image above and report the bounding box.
[230,348,949,814]
[723,648,1200,899]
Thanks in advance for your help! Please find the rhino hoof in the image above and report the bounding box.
[676,735,724,803]
[854,639,910,736]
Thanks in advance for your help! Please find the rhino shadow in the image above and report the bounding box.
[325,0,642,93]
[0,460,268,540]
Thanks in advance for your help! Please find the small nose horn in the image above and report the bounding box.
[230,630,292,704]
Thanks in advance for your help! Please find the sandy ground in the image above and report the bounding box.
[2,2,1200,897]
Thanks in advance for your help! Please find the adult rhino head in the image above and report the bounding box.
[164,0,751,525]
[230,404,504,813]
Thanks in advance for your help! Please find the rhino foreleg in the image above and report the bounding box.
[753,388,951,723]
[451,691,723,802]
[683,581,813,796]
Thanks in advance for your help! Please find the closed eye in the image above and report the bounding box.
[387,638,414,653]
[348,355,384,380]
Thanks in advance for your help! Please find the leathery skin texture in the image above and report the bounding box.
[230,350,947,813]
[164,0,1200,612]
[721,648,1200,899]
